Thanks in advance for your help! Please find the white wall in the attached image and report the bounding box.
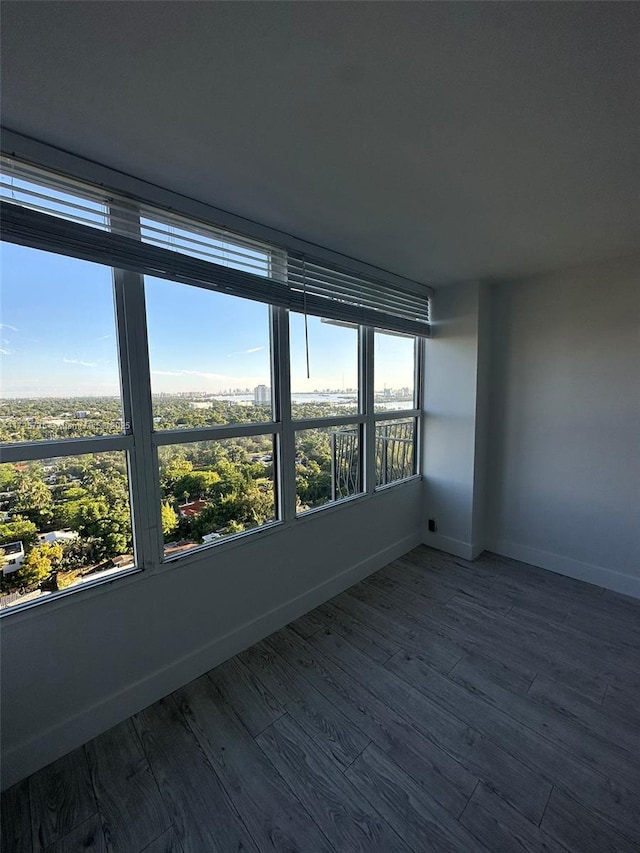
[421,280,488,558]
[486,256,640,596]
[0,482,421,789]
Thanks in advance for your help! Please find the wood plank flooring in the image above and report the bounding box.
[3,547,639,853]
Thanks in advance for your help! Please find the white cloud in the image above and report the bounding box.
[151,368,258,383]
[182,369,230,381]
[0,348,13,356]
[0,324,18,332]
[95,333,113,341]
[226,346,265,358]
[63,357,97,368]
[152,369,230,380]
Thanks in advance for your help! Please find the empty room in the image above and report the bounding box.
[1,3,638,852]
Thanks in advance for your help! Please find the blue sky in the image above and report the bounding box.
[1,237,414,399]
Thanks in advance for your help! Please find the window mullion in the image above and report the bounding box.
[273,306,296,523]
[0,435,132,464]
[363,326,375,493]
[153,422,281,446]
[415,335,425,476]
[113,266,162,570]
[110,199,162,570]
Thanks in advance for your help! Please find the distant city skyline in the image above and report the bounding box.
[1,243,415,398]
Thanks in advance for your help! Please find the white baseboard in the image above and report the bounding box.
[420,530,484,561]
[1,531,421,791]
[488,538,640,599]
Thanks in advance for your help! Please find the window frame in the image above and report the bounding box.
[371,331,423,491]
[0,158,425,616]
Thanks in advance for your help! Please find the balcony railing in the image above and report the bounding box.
[330,420,415,498]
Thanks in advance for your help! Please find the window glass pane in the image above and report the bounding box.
[295,424,361,514]
[0,452,133,610]
[375,419,416,486]
[145,278,273,427]
[0,244,124,440]
[374,331,416,412]
[158,435,277,557]
[290,315,359,420]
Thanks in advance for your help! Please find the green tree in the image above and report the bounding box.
[11,473,53,527]
[77,498,131,559]
[59,538,99,573]
[0,464,17,492]
[14,542,62,591]
[173,470,221,502]
[0,517,39,551]
[161,502,179,539]
[160,455,194,492]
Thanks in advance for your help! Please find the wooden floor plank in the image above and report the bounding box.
[41,815,105,853]
[471,551,606,602]
[503,605,640,682]
[256,715,410,853]
[449,655,640,791]
[603,682,640,726]
[384,557,516,615]
[175,673,336,853]
[288,612,325,639]
[602,586,640,617]
[444,648,536,695]
[527,673,639,755]
[314,599,401,662]
[541,787,638,853]
[443,558,596,625]
[308,627,552,825]
[239,638,369,769]
[86,718,171,853]
[564,607,640,651]
[133,696,258,853]
[460,783,569,853]
[29,747,97,852]
[392,646,640,844]
[345,744,490,853]
[347,572,610,701]
[139,827,184,853]
[206,655,284,737]
[1,779,32,853]
[269,626,477,819]
[333,588,464,673]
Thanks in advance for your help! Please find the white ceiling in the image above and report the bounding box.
[1,1,639,286]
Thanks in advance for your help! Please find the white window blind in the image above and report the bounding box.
[287,255,429,335]
[0,156,109,230]
[0,157,431,336]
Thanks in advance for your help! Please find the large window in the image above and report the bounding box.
[0,158,427,613]
[146,278,274,426]
[158,436,277,557]
[1,245,124,439]
[0,241,135,606]
[373,331,420,486]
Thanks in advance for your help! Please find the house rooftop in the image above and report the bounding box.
[1,541,24,556]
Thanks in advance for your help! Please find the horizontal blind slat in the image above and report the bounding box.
[288,255,429,325]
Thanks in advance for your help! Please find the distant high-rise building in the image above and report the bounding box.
[254,384,270,405]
